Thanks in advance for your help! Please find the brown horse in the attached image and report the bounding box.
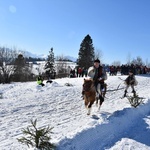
[82,79,96,115]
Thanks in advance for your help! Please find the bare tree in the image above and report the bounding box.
[111,61,121,66]
[0,46,18,83]
[126,52,131,65]
[145,58,149,67]
[55,55,70,78]
[95,48,103,62]
[131,56,144,66]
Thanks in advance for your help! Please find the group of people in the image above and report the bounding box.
[109,64,149,76]
[70,67,88,78]
[82,58,138,109]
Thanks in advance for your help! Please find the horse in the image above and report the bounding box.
[82,79,96,115]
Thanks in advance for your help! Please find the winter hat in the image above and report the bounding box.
[129,69,133,73]
[94,58,100,63]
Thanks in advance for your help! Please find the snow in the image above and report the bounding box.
[0,74,150,150]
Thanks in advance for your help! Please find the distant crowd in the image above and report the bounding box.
[69,64,150,78]
[70,67,88,78]
[109,64,150,76]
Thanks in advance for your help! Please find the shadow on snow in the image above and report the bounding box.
[56,100,150,150]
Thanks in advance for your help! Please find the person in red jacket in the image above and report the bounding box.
[78,67,82,77]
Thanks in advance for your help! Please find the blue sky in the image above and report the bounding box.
[0,0,150,65]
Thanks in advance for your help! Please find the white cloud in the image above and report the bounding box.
[9,5,16,13]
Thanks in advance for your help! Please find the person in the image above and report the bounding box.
[124,70,138,97]
[37,75,45,86]
[70,69,76,78]
[87,58,107,107]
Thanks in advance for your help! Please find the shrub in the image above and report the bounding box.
[127,95,144,108]
[17,119,55,150]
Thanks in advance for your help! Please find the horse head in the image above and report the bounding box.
[83,78,94,92]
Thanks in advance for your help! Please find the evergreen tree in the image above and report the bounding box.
[17,119,55,149]
[44,48,56,79]
[77,34,95,69]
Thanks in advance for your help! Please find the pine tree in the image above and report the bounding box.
[17,119,55,150]
[45,48,56,79]
[77,34,95,69]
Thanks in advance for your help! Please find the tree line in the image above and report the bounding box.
[0,34,149,83]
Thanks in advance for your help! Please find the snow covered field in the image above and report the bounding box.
[0,74,150,150]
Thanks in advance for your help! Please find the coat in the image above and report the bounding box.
[125,74,138,86]
[87,66,107,84]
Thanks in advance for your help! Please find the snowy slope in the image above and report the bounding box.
[0,75,150,150]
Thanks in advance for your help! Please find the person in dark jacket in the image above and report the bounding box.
[87,58,107,108]
[124,70,138,97]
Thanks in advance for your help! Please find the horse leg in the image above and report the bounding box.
[96,83,106,111]
[87,107,91,115]
[99,95,104,104]
[98,95,104,111]
[87,98,95,115]
[95,92,99,107]
[96,97,99,107]
[102,83,107,98]
[84,96,92,115]
[84,97,89,108]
